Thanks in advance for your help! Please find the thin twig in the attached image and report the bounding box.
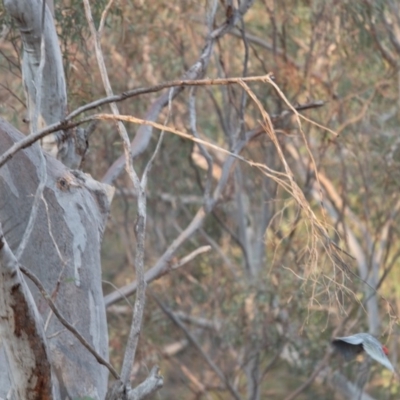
[98,0,115,38]
[103,280,133,308]
[104,245,212,307]
[69,75,273,121]
[283,314,354,400]
[20,265,120,380]
[169,245,212,271]
[100,0,255,184]
[0,83,26,107]
[283,350,332,400]
[104,127,263,307]
[141,88,173,187]
[0,74,328,170]
[150,291,244,400]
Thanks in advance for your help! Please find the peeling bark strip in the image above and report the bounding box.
[0,225,54,400]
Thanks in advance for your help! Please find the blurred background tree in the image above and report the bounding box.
[2,0,400,398]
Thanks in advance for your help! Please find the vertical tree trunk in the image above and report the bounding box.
[0,119,112,399]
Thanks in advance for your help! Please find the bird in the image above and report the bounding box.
[332,332,395,372]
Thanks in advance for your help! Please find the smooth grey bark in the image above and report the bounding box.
[0,2,113,397]
[3,0,87,168]
[4,0,66,150]
[0,118,112,399]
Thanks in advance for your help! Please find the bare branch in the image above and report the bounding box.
[283,350,331,400]
[104,245,212,307]
[0,74,273,170]
[70,75,273,123]
[151,292,243,400]
[98,0,115,38]
[126,366,163,400]
[141,88,173,188]
[101,2,255,184]
[104,127,261,308]
[106,366,163,400]
[19,265,120,380]
[172,311,220,331]
[82,0,146,386]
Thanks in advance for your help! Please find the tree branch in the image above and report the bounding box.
[101,1,255,184]
[104,128,259,307]
[0,75,270,170]
[19,265,120,380]
[83,0,150,388]
[105,366,163,400]
[151,292,243,400]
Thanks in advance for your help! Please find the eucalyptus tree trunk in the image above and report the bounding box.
[0,0,112,398]
[0,119,112,399]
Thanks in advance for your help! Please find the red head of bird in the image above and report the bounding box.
[332,332,394,372]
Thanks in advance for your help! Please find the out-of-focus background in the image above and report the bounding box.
[2,1,400,398]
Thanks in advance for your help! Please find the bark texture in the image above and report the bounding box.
[0,118,112,399]
[0,228,56,400]
[3,0,88,168]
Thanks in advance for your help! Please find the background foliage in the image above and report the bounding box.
[2,0,400,398]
